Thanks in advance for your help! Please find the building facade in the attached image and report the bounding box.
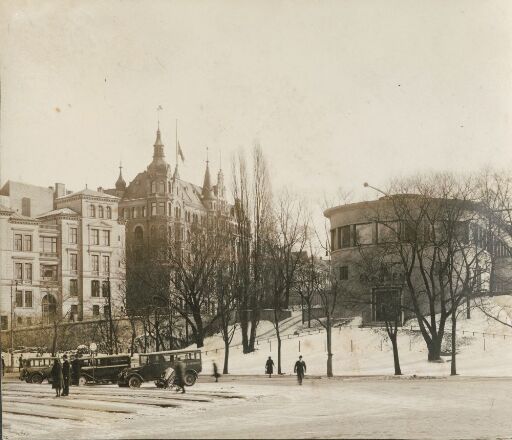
[0,181,125,331]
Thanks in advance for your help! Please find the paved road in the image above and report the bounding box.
[3,376,512,439]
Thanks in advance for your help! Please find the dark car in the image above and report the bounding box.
[118,349,202,388]
[72,355,131,385]
[19,357,58,383]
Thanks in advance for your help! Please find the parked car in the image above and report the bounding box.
[72,355,131,386]
[117,349,202,388]
[19,357,58,383]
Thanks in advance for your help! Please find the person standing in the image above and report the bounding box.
[62,354,70,396]
[50,359,63,397]
[212,361,220,382]
[18,354,24,372]
[174,361,186,393]
[1,355,5,377]
[71,356,81,386]
[294,355,306,385]
[265,356,275,378]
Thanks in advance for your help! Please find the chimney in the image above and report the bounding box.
[55,183,66,198]
[97,187,103,193]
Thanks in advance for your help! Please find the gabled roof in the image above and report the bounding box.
[0,203,13,214]
[57,188,119,200]
[37,207,79,218]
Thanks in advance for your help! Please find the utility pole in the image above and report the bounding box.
[10,280,17,371]
[106,277,115,354]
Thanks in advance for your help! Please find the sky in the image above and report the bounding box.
[1,0,511,215]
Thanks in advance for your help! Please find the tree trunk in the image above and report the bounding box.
[466,295,471,319]
[390,332,402,375]
[130,319,136,356]
[427,336,442,361]
[326,326,333,377]
[307,299,311,328]
[240,308,250,353]
[248,313,258,352]
[274,309,282,374]
[51,321,58,356]
[223,338,230,374]
[450,314,457,376]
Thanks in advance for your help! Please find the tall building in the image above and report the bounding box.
[105,127,234,310]
[0,181,125,331]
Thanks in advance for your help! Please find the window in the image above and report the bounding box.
[134,226,144,242]
[330,229,336,251]
[106,206,112,219]
[21,197,31,217]
[15,290,23,308]
[70,279,78,296]
[15,263,23,280]
[92,305,100,316]
[14,234,22,251]
[25,263,32,281]
[131,207,136,218]
[89,205,96,217]
[151,181,157,193]
[373,289,400,322]
[158,202,165,215]
[91,229,100,245]
[26,317,32,326]
[141,206,146,217]
[70,227,78,244]
[159,181,165,193]
[102,230,110,246]
[40,236,57,253]
[98,206,104,218]
[17,316,23,326]
[91,280,100,297]
[151,203,157,216]
[378,222,399,243]
[91,255,99,273]
[25,291,33,308]
[169,203,172,216]
[1,316,7,330]
[355,223,373,245]
[339,266,349,280]
[102,255,110,274]
[104,305,110,316]
[341,225,351,248]
[119,208,124,219]
[23,235,32,251]
[70,254,78,271]
[41,265,58,280]
[102,280,110,297]
[70,305,78,319]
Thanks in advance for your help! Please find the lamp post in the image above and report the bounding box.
[10,280,18,371]
[363,182,388,197]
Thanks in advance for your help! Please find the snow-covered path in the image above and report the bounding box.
[3,376,512,439]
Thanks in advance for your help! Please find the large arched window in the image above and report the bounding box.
[89,205,96,218]
[159,181,165,193]
[134,226,144,242]
[106,206,112,219]
[42,294,57,324]
[151,181,157,193]
[98,206,104,218]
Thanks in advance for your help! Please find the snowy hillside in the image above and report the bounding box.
[194,297,512,377]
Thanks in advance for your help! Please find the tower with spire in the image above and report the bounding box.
[115,162,127,197]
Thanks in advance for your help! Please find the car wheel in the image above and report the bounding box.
[31,374,43,384]
[79,376,88,386]
[184,371,197,386]
[128,376,142,388]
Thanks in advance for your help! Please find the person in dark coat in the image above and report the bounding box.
[212,361,220,382]
[294,355,306,385]
[71,356,81,386]
[50,359,64,397]
[18,354,24,372]
[62,355,70,396]
[1,356,5,376]
[265,356,275,378]
[173,361,186,393]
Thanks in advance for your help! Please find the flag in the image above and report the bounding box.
[178,141,185,162]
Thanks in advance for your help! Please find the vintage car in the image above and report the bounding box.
[19,357,58,383]
[117,349,202,388]
[72,355,131,386]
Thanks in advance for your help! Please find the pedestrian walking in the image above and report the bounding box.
[174,361,186,393]
[1,355,5,377]
[62,354,70,396]
[212,361,220,382]
[265,356,275,378]
[18,354,24,372]
[50,358,64,397]
[294,355,306,385]
[71,356,81,386]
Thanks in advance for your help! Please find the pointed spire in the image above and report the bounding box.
[202,148,214,200]
[148,125,168,173]
[116,161,127,191]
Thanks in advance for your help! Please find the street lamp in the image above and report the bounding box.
[363,182,388,197]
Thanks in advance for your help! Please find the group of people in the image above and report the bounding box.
[50,354,71,397]
[162,360,187,393]
[265,355,307,385]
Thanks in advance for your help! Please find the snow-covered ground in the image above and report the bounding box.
[197,297,512,377]
[4,376,512,439]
